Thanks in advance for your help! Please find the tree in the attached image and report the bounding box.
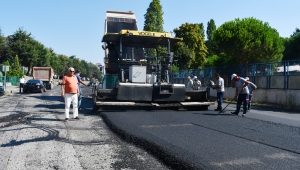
[172,42,194,69]
[5,28,37,74]
[34,41,51,67]
[213,17,284,65]
[143,0,166,57]
[173,23,208,68]
[57,54,70,77]
[4,60,13,76]
[205,19,217,56]
[282,32,300,60]
[144,0,164,32]
[206,19,216,41]
[290,28,300,37]
[198,23,205,39]
[204,55,219,67]
[1,27,101,79]
[0,28,6,63]
[10,55,23,77]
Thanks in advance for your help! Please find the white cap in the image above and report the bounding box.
[193,76,197,79]
[187,76,191,78]
[245,77,249,80]
[231,74,237,80]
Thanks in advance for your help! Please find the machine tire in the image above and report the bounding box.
[92,94,98,109]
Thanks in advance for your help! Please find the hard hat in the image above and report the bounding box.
[187,76,191,78]
[193,76,197,79]
[231,74,237,80]
[245,77,249,80]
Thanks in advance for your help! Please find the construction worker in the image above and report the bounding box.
[245,77,257,111]
[88,74,99,94]
[192,76,201,90]
[231,74,249,116]
[186,76,193,90]
[211,73,225,111]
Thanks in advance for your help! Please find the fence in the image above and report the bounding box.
[173,60,300,89]
[0,76,19,86]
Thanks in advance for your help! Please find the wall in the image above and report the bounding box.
[210,88,300,106]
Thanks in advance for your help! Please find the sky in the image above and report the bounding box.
[1,0,299,66]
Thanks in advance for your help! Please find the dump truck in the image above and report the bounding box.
[32,67,54,89]
[92,11,214,110]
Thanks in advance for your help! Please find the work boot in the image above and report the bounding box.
[231,111,238,115]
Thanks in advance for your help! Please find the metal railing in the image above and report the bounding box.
[173,60,300,89]
[0,76,19,86]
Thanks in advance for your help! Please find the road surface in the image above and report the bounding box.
[1,85,300,169]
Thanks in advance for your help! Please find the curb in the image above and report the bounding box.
[4,86,20,95]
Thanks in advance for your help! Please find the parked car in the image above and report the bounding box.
[0,85,4,96]
[23,79,46,93]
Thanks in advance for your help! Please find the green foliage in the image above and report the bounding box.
[206,19,217,56]
[144,0,164,32]
[282,32,300,60]
[206,19,216,41]
[172,65,179,72]
[172,42,194,69]
[5,28,35,74]
[0,27,101,79]
[290,28,300,37]
[204,55,219,67]
[144,0,166,58]
[3,56,23,77]
[4,60,13,76]
[0,28,6,62]
[198,23,205,39]
[213,17,284,65]
[173,23,208,69]
[11,55,23,77]
[34,41,51,67]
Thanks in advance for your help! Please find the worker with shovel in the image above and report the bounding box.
[231,74,249,116]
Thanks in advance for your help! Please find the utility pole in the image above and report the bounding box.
[2,65,9,91]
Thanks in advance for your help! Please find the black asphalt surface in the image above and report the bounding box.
[100,102,300,169]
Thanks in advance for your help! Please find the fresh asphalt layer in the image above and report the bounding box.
[99,103,300,169]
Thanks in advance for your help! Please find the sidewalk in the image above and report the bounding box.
[3,85,20,95]
[210,95,300,113]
